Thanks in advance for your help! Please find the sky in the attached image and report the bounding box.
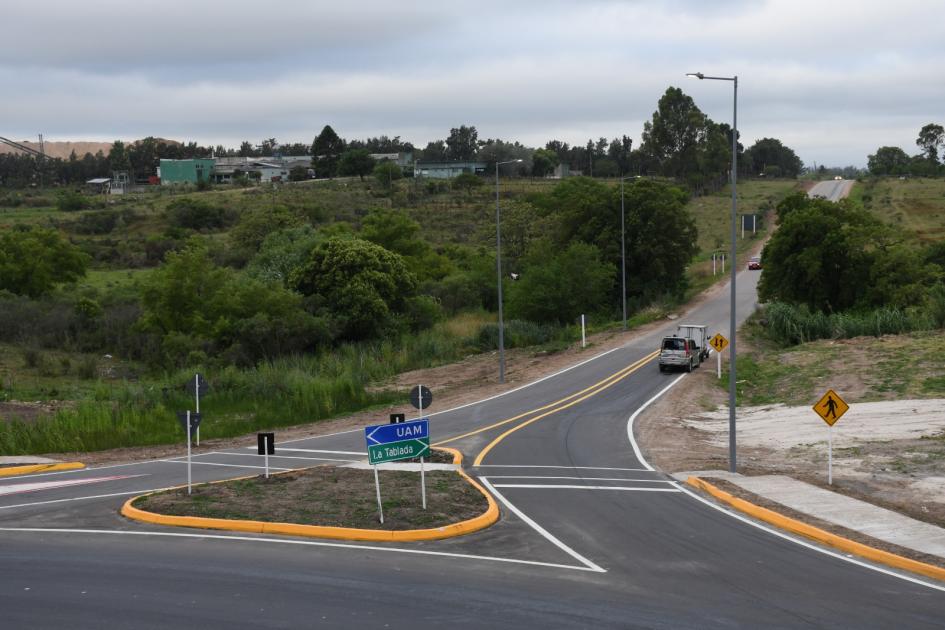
[3,0,943,167]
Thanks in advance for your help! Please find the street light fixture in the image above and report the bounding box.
[619,173,641,330]
[495,158,523,384]
[687,70,739,473]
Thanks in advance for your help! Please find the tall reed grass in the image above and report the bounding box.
[763,301,935,346]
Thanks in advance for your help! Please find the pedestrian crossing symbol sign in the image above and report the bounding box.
[709,333,729,353]
[813,389,848,426]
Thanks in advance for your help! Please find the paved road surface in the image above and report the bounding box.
[3,183,943,627]
[809,179,854,201]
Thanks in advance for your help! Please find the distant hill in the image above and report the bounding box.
[0,138,181,160]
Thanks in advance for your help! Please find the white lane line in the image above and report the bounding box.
[491,484,681,492]
[670,481,945,593]
[0,489,173,511]
[479,477,606,573]
[217,452,358,463]
[157,460,291,472]
[483,476,673,483]
[243,447,366,456]
[623,368,945,593]
[625,373,686,471]
[0,527,601,573]
[474,465,653,472]
[0,474,147,497]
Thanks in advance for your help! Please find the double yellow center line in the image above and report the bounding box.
[433,350,659,466]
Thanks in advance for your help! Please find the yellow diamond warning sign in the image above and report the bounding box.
[709,333,729,353]
[813,389,849,426]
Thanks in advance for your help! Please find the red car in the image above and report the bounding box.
[748,256,762,270]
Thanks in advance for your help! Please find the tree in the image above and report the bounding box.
[916,123,944,165]
[867,146,911,176]
[744,137,803,178]
[0,227,89,297]
[421,140,448,161]
[239,141,256,157]
[639,87,707,179]
[452,172,484,194]
[312,125,346,178]
[288,166,309,181]
[373,161,403,189]
[290,237,417,340]
[338,149,376,181]
[360,208,453,281]
[758,197,889,312]
[446,125,479,160]
[229,205,304,252]
[531,148,560,177]
[508,242,615,324]
[608,136,634,175]
[108,140,132,173]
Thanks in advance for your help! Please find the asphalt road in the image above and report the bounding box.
[809,179,854,202]
[2,188,943,627]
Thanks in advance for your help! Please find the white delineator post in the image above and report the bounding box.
[374,464,384,524]
[186,410,192,495]
[194,374,200,446]
[418,384,427,511]
[581,315,586,348]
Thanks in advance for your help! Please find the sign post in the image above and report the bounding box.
[417,385,427,510]
[580,314,586,349]
[364,417,431,518]
[257,432,275,479]
[373,464,384,524]
[186,374,208,446]
[176,411,202,494]
[709,333,729,379]
[813,389,849,485]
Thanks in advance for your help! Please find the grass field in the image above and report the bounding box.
[851,177,945,243]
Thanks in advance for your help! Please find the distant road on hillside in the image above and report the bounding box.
[809,179,854,201]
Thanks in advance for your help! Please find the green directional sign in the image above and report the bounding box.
[368,438,430,465]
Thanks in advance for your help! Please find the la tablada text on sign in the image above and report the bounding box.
[376,442,424,459]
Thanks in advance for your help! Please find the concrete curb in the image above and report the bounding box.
[686,476,945,583]
[121,447,499,542]
[0,462,85,477]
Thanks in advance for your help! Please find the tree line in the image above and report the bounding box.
[867,123,945,177]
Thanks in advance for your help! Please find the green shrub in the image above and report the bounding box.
[165,198,237,231]
[56,190,93,212]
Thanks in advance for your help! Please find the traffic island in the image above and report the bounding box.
[121,448,499,541]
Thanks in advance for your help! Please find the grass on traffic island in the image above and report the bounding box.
[131,449,490,532]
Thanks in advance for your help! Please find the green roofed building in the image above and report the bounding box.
[158,159,215,185]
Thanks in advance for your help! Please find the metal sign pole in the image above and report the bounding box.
[581,315,586,348]
[265,435,270,479]
[418,384,426,510]
[194,374,200,446]
[828,425,833,485]
[373,464,384,524]
[186,410,192,495]
[717,348,722,379]
[722,254,725,274]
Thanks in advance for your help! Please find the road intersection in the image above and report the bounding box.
[2,256,944,627]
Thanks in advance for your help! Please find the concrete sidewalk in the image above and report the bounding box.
[675,471,945,560]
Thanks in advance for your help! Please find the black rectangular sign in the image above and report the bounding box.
[390,413,406,424]
[257,432,275,455]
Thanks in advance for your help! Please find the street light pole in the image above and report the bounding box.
[687,71,739,473]
[495,158,523,384]
[619,173,639,330]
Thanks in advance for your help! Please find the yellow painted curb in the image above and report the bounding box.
[121,446,498,542]
[686,476,945,583]
[0,462,85,477]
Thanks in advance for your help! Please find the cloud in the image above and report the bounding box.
[2,0,943,166]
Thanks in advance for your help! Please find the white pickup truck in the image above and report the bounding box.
[658,324,709,373]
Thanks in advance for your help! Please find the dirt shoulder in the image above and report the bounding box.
[637,329,945,529]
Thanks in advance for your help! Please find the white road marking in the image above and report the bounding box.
[491,484,680,492]
[0,475,145,497]
[0,527,601,573]
[623,364,945,592]
[157,460,290,472]
[217,452,357,463]
[0,489,173,511]
[244,447,366,456]
[474,465,653,472]
[483,476,673,483]
[479,477,606,573]
[625,373,686,470]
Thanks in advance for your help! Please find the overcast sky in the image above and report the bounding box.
[3,0,943,166]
